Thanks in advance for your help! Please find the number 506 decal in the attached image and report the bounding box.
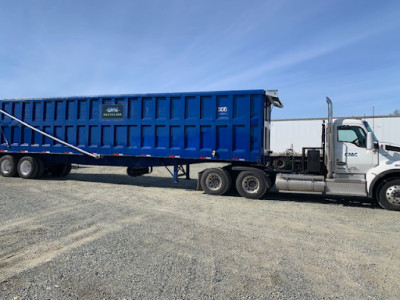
[218,106,228,113]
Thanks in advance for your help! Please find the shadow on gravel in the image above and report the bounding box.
[65,173,198,190]
[261,192,380,210]
[222,191,379,209]
[50,173,380,210]
[221,186,380,209]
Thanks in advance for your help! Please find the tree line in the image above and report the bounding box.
[391,109,400,116]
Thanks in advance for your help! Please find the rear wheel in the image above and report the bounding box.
[377,178,400,211]
[36,158,45,178]
[0,155,17,177]
[17,156,39,179]
[235,170,269,199]
[63,163,72,177]
[200,168,232,195]
[127,167,135,177]
[50,163,72,177]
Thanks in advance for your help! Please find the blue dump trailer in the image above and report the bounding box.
[3,90,400,210]
[0,90,283,198]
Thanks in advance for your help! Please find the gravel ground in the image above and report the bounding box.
[0,164,399,299]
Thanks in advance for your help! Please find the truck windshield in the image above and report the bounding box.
[363,121,378,142]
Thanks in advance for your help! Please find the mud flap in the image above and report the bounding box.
[197,171,204,191]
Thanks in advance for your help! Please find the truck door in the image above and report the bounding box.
[334,125,375,174]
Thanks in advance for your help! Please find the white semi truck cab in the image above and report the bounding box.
[275,98,400,211]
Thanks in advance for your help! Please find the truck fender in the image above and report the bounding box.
[368,169,400,197]
[231,166,266,172]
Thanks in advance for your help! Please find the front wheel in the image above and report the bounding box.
[377,178,400,211]
[235,170,269,199]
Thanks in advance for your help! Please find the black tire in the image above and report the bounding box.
[62,163,72,177]
[0,155,18,177]
[50,163,72,177]
[200,168,232,195]
[17,156,39,179]
[127,167,134,177]
[376,178,400,211]
[36,157,45,178]
[49,164,63,177]
[235,170,269,199]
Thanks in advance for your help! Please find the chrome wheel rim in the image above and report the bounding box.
[20,160,32,176]
[205,173,222,191]
[1,160,12,174]
[386,185,400,205]
[242,176,260,194]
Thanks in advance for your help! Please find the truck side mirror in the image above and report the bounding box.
[366,132,374,150]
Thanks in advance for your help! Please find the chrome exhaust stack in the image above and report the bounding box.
[326,97,334,179]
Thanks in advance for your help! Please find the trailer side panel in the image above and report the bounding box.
[0,90,268,163]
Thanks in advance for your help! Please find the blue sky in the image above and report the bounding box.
[0,0,399,119]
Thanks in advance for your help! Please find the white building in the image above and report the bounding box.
[270,115,400,155]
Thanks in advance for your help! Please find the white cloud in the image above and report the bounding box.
[202,20,398,90]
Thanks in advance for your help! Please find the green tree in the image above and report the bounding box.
[392,109,400,116]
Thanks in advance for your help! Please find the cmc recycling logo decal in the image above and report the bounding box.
[102,104,123,119]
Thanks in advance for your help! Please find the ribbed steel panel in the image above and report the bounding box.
[0,90,268,163]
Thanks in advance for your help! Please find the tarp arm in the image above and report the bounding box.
[0,109,101,159]
[271,97,283,108]
[265,90,283,108]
